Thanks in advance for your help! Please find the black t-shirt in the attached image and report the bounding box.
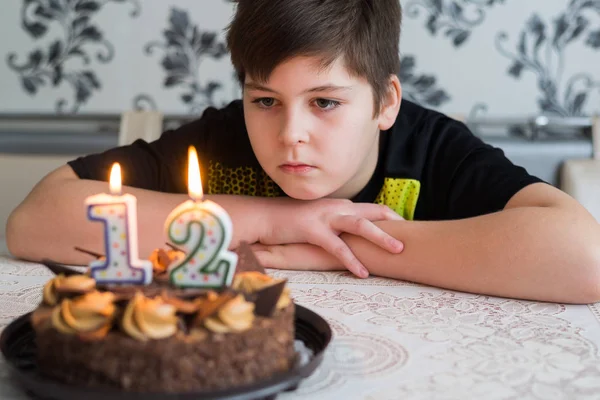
[68,99,543,221]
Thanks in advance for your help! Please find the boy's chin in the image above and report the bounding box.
[278,183,334,201]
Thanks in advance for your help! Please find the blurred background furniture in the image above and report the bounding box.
[560,117,600,222]
[118,110,164,146]
[469,115,595,187]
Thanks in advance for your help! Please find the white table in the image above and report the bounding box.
[1,256,600,399]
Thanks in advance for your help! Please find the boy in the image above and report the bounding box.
[6,0,600,303]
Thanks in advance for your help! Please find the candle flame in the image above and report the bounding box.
[188,146,203,200]
[109,163,122,195]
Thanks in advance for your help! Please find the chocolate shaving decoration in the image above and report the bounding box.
[73,246,104,259]
[153,271,171,285]
[235,242,266,274]
[161,290,200,314]
[41,259,83,277]
[165,242,185,253]
[100,285,162,301]
[241,291,258,303]
[54,285,94,297]
[192,290,237,326]
[252,280,287,317]
[177,316,189,335]
[173,288,215,299]
[99,280,217,302]
[111,290,143,303]
[152,249,173,272]
[31,307,53,328]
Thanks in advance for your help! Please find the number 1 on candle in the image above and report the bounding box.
[85,163,152,285]
[87,200,152,284]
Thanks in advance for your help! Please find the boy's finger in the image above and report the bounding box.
[353,203,404,221]
[252,249,285,269]
[314,235,369,278]
[253,244,343,271]
[332,215,404,254]
[249,243,269,252]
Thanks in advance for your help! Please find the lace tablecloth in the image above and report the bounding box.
[1,255,600,400]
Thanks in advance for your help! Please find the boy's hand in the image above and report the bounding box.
[260,198,404,278]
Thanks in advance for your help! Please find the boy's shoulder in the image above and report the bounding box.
[391,99,470,143]
[175,100,258,166]
[183,99,246,140]
[380,99,542,220]
[383,99,482,175]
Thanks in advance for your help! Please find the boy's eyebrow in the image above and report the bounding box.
[244,83,353,94]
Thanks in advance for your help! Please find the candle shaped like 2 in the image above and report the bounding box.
[85,163,153,285]
[165,147,238,288]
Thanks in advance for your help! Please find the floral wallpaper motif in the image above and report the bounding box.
[6,0,140,113]
[496,0,600,117]
[133,8,228,114]
[2,0,600,116]
[405,0,506,46]
[400,55,451,107]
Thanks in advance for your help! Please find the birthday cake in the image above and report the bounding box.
[30,244,296,393]
[29,147,298,392]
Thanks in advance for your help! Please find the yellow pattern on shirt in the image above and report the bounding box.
[374,178,421,220]
[207,161,280,197]
[207,161,420,219]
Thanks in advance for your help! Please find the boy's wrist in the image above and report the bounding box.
[204,195,285,247]
[255,197,288,245]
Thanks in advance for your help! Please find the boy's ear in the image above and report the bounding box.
[377,75,402,130]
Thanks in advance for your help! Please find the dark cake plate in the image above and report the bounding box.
[0,305,331,400]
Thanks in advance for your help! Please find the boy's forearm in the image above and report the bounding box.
[342,207,600,303]
[7,178,271,264]
[206,194,273,249]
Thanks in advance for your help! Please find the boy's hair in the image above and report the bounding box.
[226,0,402,116]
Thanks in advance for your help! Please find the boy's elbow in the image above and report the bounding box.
[587,247,600,302]
[5,206,29,259]
[5,194,47,260]
[5,164,78,260]
[573,243,600,304]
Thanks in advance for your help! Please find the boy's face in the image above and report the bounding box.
[243,56,390,200]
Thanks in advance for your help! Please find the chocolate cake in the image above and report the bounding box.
[30,244,296,393]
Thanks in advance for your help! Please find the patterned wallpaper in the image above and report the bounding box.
[0,0,599,117]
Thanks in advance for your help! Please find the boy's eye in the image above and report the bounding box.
[252,97,276,108]
[314,98,341,110]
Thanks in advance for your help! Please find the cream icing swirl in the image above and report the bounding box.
[122,292,178,341]
[204,294,255,333]
[43,274,96,306]
[51,291,116,339]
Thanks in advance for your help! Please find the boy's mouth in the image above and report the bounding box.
[279,162,315,174]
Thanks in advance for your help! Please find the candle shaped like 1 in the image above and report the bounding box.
[85,163,153,285]
[165,146,238,288]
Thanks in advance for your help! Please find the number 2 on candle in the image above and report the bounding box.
[167,205,237,288]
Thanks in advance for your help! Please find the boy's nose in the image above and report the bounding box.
[278,114,310,146]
